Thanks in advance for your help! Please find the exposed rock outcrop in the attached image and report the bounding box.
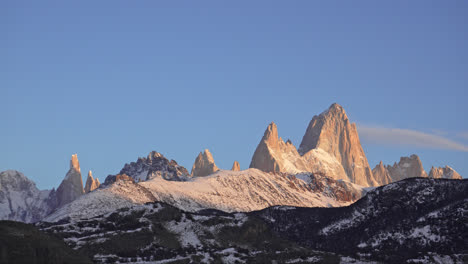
[191,149,219,177]
[103,174,135,186]
[55,154,84,208]
[249,122,348,181]
[387,154,427,181]
[372,155,428,185]
[298,103,377,186]
[428,166,462,179]
[373,156,463,185]
[231,161,240,171]
[84,171,100,193]
[372,161,393,185]
[118,151,190,182]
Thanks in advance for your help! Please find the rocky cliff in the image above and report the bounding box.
[191,149,219,177]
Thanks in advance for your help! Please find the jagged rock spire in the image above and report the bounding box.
[84,170,100,193]
[232,161,240,171]
[249,122,284,173]
[372,161,392,185]
[70,154,80,173]
[191,149,219,177]
[56,154,85,208]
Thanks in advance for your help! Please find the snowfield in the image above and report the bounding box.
[44,168,364,222]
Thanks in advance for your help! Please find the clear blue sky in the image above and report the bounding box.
[2,1,467,189]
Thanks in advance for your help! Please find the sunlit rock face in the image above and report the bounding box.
[250,104,376,186]
[231,161,240,171]
[298,103,377,187]
[191,149,219,177]
[55,154,85,208]
[84,171,100,193]
[429,166,462,179]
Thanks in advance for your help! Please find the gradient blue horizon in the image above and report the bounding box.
[2,1,467,189]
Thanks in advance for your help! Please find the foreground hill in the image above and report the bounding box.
[38,178,467,263]
[0,220,92,264]
[258,177,468,263]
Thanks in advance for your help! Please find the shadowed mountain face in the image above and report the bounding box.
[0,170,55,223]
[55,154,85,208]
[0,220,92,264]
[37,178,467,263]
[0,155,87,223]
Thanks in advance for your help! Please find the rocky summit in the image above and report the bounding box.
[249,122,349,181]
[373,154,428,185]
[250,104,376,186]
[116,151,190,182]
[298,103,377,186]
[191,149,219,177]
[231,160,241,171]
[429,165,462,179]
[372,161,393,185]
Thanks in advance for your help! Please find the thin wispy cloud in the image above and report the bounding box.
[357,125,468,152]
[456,132,468,140]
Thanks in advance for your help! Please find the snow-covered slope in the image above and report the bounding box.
[141,169,363,213]
[0,170,53,223]
[44,168,365,222]
[44,180,156,222]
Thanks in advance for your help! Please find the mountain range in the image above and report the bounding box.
[0,103,465,263]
